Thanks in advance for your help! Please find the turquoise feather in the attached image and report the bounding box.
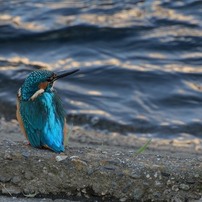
[21,70,53,101]
[19,91,66,152]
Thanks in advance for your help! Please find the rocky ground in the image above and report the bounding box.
[1,118,202,201]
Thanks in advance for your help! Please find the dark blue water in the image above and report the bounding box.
[0,0,202,139]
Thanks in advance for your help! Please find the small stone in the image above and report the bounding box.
[22,151,30,158]
[155,181,162,187]
[153,191,161,198]
[161,172,170,177]
[167,180,172,185]
[55,155,68,162]
[4,150,12,160]
[87,168,94,175]
[172,185,179,192]
[101,191,107,196]
[69,155,80,160]
[0,176,11,183]
[120,198,127,202]
[43,167,48,175]
[81,188,87,194]
[163,189,171,195]
[11,176,21,184]
[154,172,158,178]
[194,174,199,178]
[71,159,87,170]
[24,171,34,180]
[179,184,190,191]
[131,172,141,179]
[133,188,144,200]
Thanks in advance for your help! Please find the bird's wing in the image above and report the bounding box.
[19,92,66,152]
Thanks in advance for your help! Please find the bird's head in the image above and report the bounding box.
[18,69,79,101]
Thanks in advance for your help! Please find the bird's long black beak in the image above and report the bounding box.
[54,69,79,81]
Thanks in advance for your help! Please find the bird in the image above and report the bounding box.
[16,69,79,153]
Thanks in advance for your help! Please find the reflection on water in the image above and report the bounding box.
[0,0,201,139]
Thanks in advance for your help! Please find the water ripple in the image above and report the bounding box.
[0,0,201,139]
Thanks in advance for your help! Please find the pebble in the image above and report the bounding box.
[87,168,94,175]
[0,176,11,183]
[179,183,190,191]
[133,188,144,200]
[24,171,34,180]
[167,180,172,185]
[155,180,162,187]
[194,174,199,178]
[69,155,80,160]
[4,150,12,160]
[11,176,21,184]
[130,172,141,179]
[55,155,68,162]
[172,185,179,192]
[71,158,87,170]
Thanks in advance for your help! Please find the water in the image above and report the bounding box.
[0,0,202,139]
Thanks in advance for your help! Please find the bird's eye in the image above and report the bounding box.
[46,77,52,82]
[46,74,56,82]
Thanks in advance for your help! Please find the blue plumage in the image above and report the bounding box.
[16,69,79,153]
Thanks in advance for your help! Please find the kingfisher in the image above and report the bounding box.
[16,69,79,153]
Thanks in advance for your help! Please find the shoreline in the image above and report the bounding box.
[0,118,202,201]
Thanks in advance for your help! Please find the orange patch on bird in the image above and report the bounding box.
[39,81,49,90]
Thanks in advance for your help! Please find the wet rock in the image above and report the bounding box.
[55,155,68,162]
